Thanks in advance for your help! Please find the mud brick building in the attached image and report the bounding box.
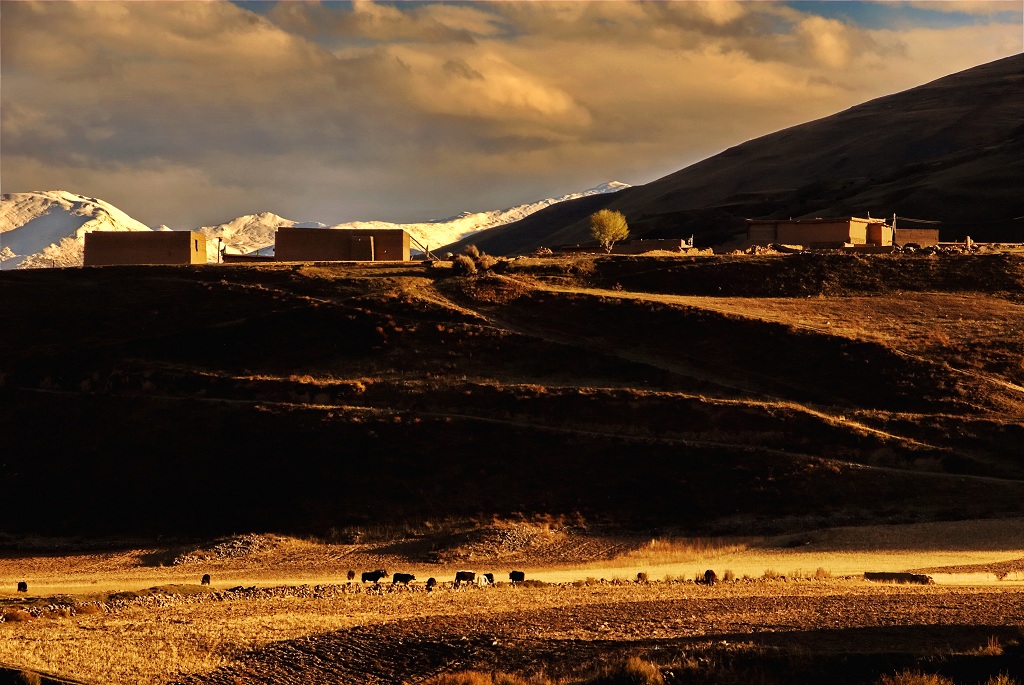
[84,231,207,266]
[746,217,893,249]
[274,227,410,262]
[893,227,940,247]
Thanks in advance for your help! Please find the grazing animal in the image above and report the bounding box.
[704,569,718,586]
[482,573,494,586]
[347,570,356,582]
[426,577,437,592]
[454,570,476,586]
[362,569,389,584]
[509,570,525,583]
[201,574,211,586]
[392,573,415,585]
[17,581,28,593]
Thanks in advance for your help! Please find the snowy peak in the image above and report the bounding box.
[196,212,295,259]
[1,190,152,269]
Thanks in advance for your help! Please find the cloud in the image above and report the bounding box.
[268,0,476,44]
[1,0,1021,228]
[907,1,1021,15]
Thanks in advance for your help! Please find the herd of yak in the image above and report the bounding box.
[343,569,525,589]
[11,569,935,596]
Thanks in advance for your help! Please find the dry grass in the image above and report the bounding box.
[877,672,954,685]
[976,635,1004,656]
[610,537,753,566]
[2,578,1020,684]
[1,523,1022,683]
[541,286,1024,389]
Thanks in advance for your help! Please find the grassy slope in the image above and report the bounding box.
[1,254,1022,538]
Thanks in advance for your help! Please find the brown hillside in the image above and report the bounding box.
[448,54,1024,255]
[0,254,1022,538]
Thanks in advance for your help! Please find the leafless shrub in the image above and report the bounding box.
[452,254,478,275]
[723,569,735,582]
[477,254,498,271]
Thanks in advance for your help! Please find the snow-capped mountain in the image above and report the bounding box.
[195,212,327,262]
[328,181,631,255]
[0,182,630,267]
[0,190,153,269]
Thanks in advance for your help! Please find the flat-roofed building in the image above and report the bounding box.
[274,227,410,262]
[83,231,207,266]
[746,217,892,248]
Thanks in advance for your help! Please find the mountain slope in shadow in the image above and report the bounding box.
[446,54,1023,255]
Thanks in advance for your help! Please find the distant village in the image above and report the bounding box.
[79,215,950,267]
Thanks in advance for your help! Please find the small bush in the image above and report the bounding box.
[762,569,783,581]
[452,254,478,275]
[876,671,954,685]
[636,572,648,583]
[814,566,832,580]
[477,254,498,271]
[465,244,481,259]
[1,608,34,622]
[586,657,664,685]
[723,569,735,582]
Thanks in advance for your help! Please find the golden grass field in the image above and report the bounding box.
[2,518,1023,684]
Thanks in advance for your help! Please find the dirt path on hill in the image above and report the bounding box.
[420,280,797,400]
[413,280,956,456]
[539,285,1024,403]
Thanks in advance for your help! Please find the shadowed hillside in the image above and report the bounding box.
[446,54,1024,256]
[1,253,1022,538]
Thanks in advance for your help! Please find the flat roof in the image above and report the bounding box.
[746,217,885,225]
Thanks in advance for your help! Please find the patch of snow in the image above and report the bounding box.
[1,190,152,269]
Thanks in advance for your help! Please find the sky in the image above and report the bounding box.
[1,1,1021,229]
